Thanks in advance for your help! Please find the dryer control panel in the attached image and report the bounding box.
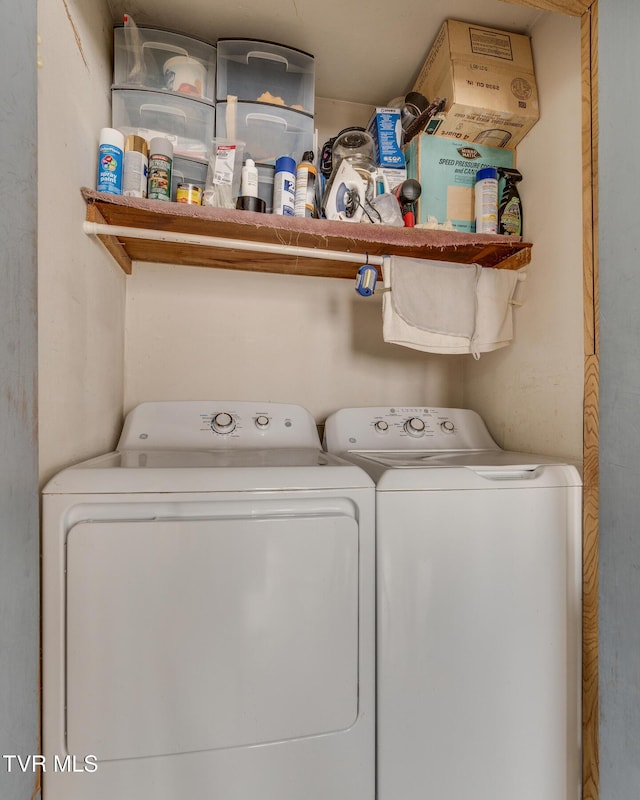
[324,406,500,452]
[118,401,321,450]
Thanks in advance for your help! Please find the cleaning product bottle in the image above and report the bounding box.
[294,151,317,218]
[498,168,524,236]
[241,158,259,198]
[474,167,499,234]
[236,157,266,212]
[273,156,296,216]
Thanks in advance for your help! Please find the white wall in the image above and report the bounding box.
[124,263,459,417]
[123,97,463,419]
[462,12,584,463]
[38,0,127,483]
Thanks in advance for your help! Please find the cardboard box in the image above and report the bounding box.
[367,108,405,168]
[412,19,539,149]
[404,134,514,231]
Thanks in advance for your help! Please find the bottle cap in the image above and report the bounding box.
[149,136,174,158]
[275,155,296,174]
[125,135,148,156]
[100,127,125,150]
[245,158,255,168]
[476,167,498,182]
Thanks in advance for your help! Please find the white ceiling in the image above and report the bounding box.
[106,0,547,105]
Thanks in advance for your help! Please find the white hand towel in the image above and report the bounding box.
[382,256,521,357]
[474,267,520,351]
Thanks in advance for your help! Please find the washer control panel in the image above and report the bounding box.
[324,406,499,453]
[118,401,321,450]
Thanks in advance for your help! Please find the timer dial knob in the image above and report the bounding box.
[374,420,389,432]
[211,412,235,434]
[404,417,426,436]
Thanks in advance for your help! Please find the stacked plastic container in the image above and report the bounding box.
[215,39,315,167]
[111,24,216,199]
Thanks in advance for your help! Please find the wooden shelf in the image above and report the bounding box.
[82,188,532,278]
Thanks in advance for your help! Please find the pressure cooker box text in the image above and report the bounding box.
[412,19,539,149]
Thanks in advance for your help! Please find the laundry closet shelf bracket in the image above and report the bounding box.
[82,188,533,278]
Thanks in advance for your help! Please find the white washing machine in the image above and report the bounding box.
[324,406,582,800]
[42,401,374,800]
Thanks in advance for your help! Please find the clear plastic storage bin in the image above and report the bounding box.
[171,155,208,200]
[112,88,214,161]
[216,102,314,165]
[216,39,314,116]
[113,25,216,102]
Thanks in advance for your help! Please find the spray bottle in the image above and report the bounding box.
[294,151,318,218]
[498,168,524,236]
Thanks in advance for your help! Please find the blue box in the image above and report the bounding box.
[367,108,405,169]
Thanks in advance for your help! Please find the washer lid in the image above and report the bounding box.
[342,449,582,490]
[43,448,374,494]
[353,448,563,469]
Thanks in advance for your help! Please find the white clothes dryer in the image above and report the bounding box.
[324,405,582,800]
[42,401,374,800]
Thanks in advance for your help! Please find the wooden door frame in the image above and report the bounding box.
[507,1,599,798]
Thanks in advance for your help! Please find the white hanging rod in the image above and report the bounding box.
[83,221,386,267]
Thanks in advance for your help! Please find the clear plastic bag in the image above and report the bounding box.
[202,139,245,209]
[365,193,404,226]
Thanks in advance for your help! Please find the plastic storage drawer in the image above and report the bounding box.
[112,88,214,161]
[216,39,314,116]
[171,155,208,200]
[216,102,314,165]
[113,25,216,102]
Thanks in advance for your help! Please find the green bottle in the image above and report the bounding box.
[498,168,523,236]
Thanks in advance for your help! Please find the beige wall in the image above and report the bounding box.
[38,0,127,484]
[123,263,460,418]
[463,12,584,463]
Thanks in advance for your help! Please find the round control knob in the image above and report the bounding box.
[404,417,426,436]
[440,420,455,433]
[374,420,389,433]
[255,415,270,429]
[211,412,235,434]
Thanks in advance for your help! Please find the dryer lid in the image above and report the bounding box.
[42,448,374,494]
